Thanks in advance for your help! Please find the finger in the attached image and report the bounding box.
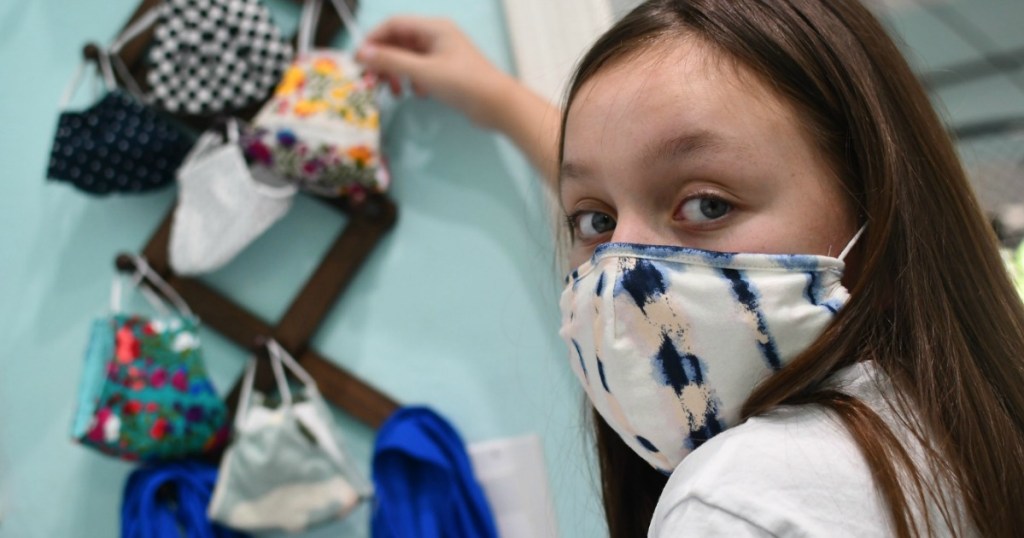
[412,80,428,98]
[356,44,430,82]
[364,16,445,51]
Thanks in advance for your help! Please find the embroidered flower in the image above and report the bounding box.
[363,112,380,130]
[277,129,297,148]
[87,407,112,443]
[275,66,305,97]
[347,145,373,167]
[313,58,340,77]
[329,83,354,102]
[146,402,159,413]
[172,331,199,352]
[124,400,142,415]
[171,369,189,392]
[302,158,323,176]
[246,140,273,166]
[150,367,167,388]
[115,327,140,363]
[150,417,169,440]
[104,414,121,443]
[186,405,204,422]
[294,99,328,117]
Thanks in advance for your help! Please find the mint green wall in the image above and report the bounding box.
[0,1,601,537]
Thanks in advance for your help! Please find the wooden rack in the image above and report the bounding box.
[102,0,400,429]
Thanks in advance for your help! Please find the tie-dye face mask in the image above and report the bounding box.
[558,228,865,473]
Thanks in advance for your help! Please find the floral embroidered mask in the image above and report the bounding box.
[242,0,388,201]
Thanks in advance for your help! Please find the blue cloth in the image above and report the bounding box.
[121,460,246,538]
[371,406,498,538]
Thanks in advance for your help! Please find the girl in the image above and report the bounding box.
[357,1,1024,536]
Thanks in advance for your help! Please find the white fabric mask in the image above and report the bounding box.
[558,228,865,473]
[169,120,296,275]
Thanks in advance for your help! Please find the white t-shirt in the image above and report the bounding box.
[648,362,964,537]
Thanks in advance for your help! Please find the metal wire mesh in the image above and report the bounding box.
[953,118,1024,247]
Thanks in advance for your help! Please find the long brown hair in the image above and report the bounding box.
[559,1,1024,536]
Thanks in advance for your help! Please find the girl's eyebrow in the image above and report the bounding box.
[641,129,724,163]
[559,129,725,190]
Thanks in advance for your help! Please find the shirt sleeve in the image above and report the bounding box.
[650,497,778,538]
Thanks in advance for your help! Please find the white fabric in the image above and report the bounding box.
[169,126,296,275]
[649,362,968,537]
[559,242,851,473]
[208,340,372,533]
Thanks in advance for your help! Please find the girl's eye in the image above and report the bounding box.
[678,196,731,222]
[571,211,616,240]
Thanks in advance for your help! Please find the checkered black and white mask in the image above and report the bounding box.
[147,0,294,116]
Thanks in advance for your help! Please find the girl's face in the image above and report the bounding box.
[560,37,859,270]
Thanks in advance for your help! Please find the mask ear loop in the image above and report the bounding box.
[327,0,364,46]
[108,264,171,317]
[58,61,92,110]
[130,255,197,319]
[299,0,364,55]
[838,225,868,263]
[106,5,162,101]
[266,339,370,497]
[297,0,321,57]
[266,339,317,390]
[234,357,259,431]
[266,340,294,409]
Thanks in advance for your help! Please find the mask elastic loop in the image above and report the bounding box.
[297,0,321,57]
[838,225,868,263]
[96,52,118,92]
[132,255,196,319]
[101,6,161,101]
[235,357,258,430]
[268,342,294,407]
[268,339,317,389]
[298,0,363,55]
[327,0,363,45]
[58,61,90,109]
[110,273,123,314]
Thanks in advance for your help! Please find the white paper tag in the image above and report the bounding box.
[468,434,559,538]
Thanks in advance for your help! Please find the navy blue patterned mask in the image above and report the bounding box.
[47,58,195,195]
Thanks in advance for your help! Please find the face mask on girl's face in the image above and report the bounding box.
[558,227,865,474]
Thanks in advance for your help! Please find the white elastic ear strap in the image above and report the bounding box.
[59,61,90,109]
[235,358,258,430]
[327,0,363,45]
[96,53,118,91]
[838,225,868,262]
[299,0,363,54]
[106,6,161,99]
[298,0,321,56]
[110,273,123,313]
[268,341,294,406]
[132,255,196,318]
[268,339,317,389]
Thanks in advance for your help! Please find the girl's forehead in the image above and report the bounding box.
[562,38,792,168]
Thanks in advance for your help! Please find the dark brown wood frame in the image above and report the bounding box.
[99,0,400,429]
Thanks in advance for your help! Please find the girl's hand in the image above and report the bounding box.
[356,16,516,130]
[357,16,561,186]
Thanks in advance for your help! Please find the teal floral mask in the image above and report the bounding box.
[70,256,228,462]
